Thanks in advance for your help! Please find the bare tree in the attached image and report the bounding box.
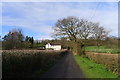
[78,20,93,40]
[53,16,93,55]
[92,23,109,47]
[53,16,81,42]
[53,16,109,55]
[3,29,24,49]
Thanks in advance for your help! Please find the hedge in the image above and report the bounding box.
[2,50,67,78]
[85,52,120,76]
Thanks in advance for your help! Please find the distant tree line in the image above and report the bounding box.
[2,29,34,50]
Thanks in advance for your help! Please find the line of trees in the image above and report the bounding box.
[2,29,34,49]
[53,16,109,55]
[2,16,118,53]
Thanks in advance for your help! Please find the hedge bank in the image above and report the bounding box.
[85,52,120,76]
[2,50,67,79]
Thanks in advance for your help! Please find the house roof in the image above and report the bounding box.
[48,43,61,45]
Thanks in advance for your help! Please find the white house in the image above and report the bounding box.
[45,43,61,50]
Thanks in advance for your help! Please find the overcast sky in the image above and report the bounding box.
[1,1,118,40]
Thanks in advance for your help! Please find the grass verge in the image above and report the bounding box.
[74,55,118,78]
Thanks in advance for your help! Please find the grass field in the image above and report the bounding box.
[2,50,67,79]
[74,55,118,78]
[84,46,120,54]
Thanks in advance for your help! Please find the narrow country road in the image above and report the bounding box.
[41,51,86,78]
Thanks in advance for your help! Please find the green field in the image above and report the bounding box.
[74,55,118,78]
[84,46,120,54]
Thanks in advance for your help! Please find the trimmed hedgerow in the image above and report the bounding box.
[2,50,67,79]
[85,52,120,77]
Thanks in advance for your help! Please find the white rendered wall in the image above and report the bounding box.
[45,43,51,49]
[45,43,61,50]
[51,45,61,50]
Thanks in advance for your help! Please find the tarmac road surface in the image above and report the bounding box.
[41,51,86,78]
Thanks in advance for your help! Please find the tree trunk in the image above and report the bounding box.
[72,41,78,55]
[70,39,85,55]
